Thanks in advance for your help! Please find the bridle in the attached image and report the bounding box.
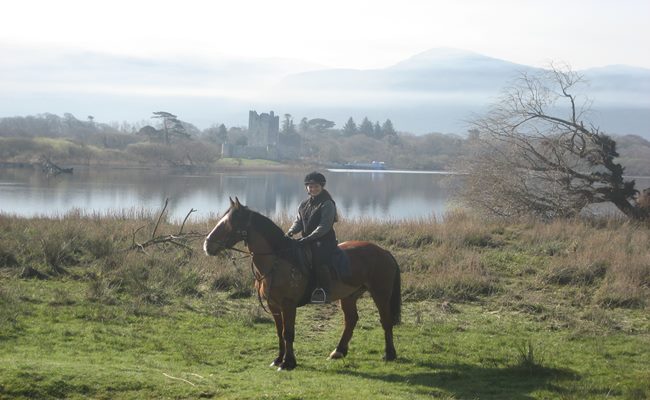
[211,211,292,315]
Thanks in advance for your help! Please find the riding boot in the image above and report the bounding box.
[311,264,331,304]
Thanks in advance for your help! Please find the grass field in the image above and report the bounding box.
[0,212,648,399]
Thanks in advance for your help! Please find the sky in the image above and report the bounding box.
[1,0,649,133]
[2,0,650,70]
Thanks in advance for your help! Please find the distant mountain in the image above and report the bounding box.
[280,48,536,93]
[0,45,648,137]
[272,48,650,135]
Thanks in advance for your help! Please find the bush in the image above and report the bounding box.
[0,244,19,268]
[543,261,609,286]
[403,254,499,301]
[126,143,177,165]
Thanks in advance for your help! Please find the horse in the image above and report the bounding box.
[203,197,401,371]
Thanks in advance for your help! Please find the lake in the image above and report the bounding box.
[0,168,463,222]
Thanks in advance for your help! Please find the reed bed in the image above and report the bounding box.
[1,210,647,314]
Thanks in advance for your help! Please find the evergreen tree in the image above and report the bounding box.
[282,114,296,134]
[342,117,358,136]
[151,111,189,145]
[299,117,309,133]
[217,124,228,143]
[358,117,374,136]
[373,121,383,138]
[308,118,335,132]
[382,119,396,137]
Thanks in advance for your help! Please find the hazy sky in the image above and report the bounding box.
[3,0,650,70]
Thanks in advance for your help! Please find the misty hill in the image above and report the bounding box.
[280,48,533,93]
[1,46,648,137]
[276,48,650,136]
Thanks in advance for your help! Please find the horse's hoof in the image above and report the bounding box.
[270,357,282,368]
[383,353,397,362]
[277,360,297,371]
[328,350,345,360]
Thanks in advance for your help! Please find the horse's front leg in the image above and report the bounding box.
[278,306,297,371]
[269,304,285,368]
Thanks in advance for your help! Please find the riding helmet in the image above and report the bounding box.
[304,171,326,186]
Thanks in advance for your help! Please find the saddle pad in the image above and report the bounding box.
[330,247,351,279]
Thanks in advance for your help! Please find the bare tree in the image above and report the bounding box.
[459,64,648,220]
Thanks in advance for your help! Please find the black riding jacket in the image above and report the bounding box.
[289,189,337,246]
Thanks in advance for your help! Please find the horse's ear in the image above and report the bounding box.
[234,197,242,208]
[229,197,235,208]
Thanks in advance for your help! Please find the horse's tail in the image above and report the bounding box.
[387,251,402,326]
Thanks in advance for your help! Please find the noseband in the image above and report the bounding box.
[208,209,298,316]
[235,210,254,247]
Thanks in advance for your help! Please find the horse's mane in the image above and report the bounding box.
[248,209,293,249]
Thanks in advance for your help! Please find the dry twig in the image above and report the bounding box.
[124,201,205,253]
[162,373,196,386]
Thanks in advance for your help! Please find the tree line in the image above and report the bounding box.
[1,65,650,221]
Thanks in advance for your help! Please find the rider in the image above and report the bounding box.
[286,171,338,303]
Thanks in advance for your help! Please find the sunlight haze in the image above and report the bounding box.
[2,0,649,134]
[3,0,649,70]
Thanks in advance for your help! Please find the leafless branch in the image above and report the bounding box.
[151,198,169,239]
[123,201,206,253]
[178,208,197,235]
[458,64,647,220]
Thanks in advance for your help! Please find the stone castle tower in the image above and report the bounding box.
[248,110,279,147]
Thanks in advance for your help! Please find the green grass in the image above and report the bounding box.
[1,279,648,399]
[0,213,649,399]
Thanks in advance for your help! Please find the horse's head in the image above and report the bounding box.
[203,197,252,256]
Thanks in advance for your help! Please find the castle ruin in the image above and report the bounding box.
[248,110,279,147]
[222,110,282,160]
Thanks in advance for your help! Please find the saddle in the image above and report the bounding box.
[291,242,350,280]
[290,242,351,306]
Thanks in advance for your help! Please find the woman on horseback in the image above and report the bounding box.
[286,171,338,303]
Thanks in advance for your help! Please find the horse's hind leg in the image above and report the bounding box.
[330,296,359,359]
[370,291,397,361]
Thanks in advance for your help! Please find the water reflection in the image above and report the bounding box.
[0,168,463,222]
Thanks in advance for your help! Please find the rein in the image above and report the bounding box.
[220,245,290,317]
[212,211,295,316]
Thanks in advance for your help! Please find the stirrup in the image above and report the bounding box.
[310,288,328,304]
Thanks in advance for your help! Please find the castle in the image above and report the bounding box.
[248,110,279,147]
[222,110,289,160]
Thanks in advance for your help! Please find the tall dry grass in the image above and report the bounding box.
[1,210,648,310]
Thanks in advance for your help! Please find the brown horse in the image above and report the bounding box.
[203,197,401,371]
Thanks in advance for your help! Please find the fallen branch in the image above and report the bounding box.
[127,232,206,253]
[124,201,205,253]
[178,208,197,235]
[162,373,196,386]
[132,225,146,248]
[152,198,169,239]
[40,155,73,175]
